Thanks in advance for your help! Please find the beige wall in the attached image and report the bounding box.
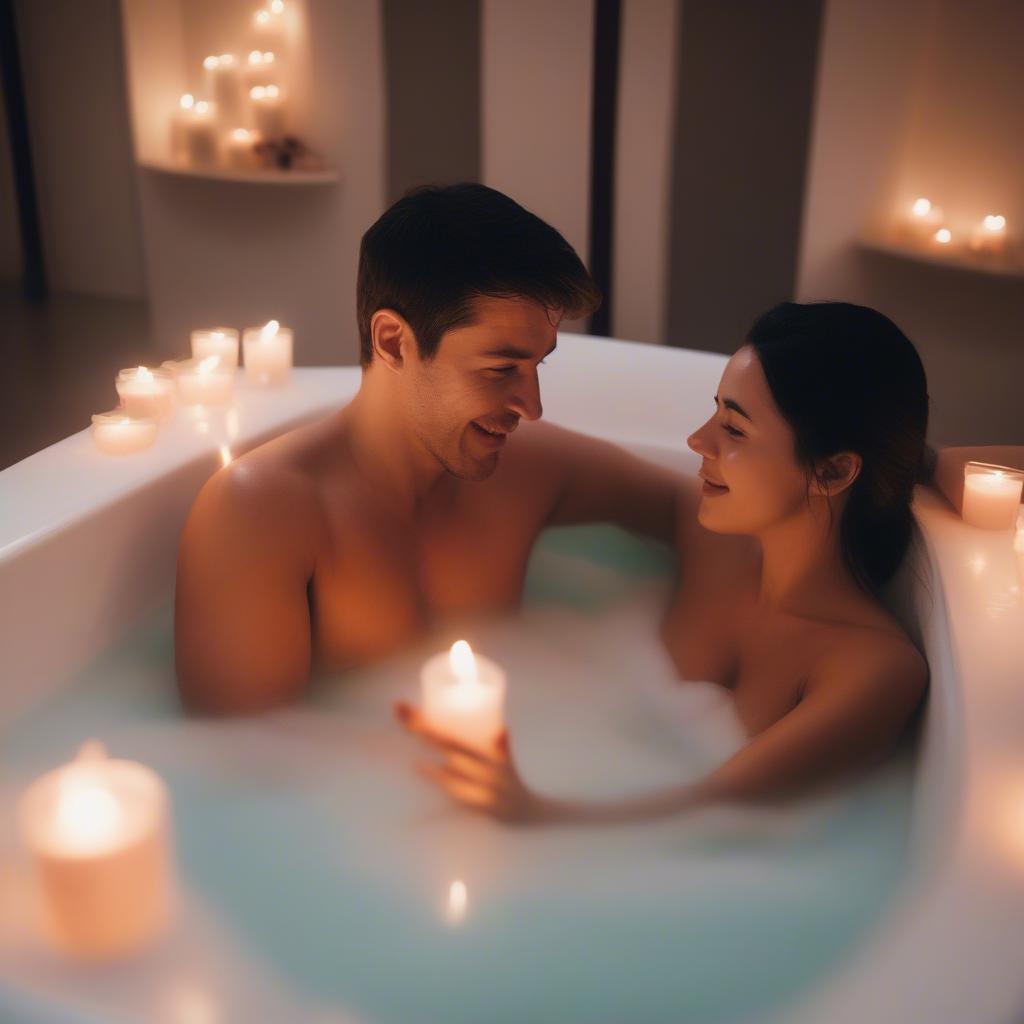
[798,0,1024,445]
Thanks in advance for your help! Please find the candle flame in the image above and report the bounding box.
[135,365,153,381]
[195,100,211,115]
[260,319,280,342]
[445,879,468,924]
[203,55,219,70]
[231,128,252,142]
[270,0,285,13]
[984,214,1006,232]
[935,228,951,244]
[449,640,478,684]
[198,356,220,375]
[248,49,263,63]
[219,53,235,65]
[265,84,280,98]
[54,775,122,852]
[255,9,270,25]
[250,85,266,100]
[219,444,232,468]
[911,197,931,217]
[180,93,195,110]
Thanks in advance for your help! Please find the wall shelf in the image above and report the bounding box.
[858,236,1024,281]
[139,160,339,186]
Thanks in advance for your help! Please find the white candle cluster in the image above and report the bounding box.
[900,196,1014,263]
[90,320,294,454]
[168,1,290,170]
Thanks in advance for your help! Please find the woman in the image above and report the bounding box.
[396,301,930,823]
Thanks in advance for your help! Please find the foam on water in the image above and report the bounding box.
[0,525,918,1024]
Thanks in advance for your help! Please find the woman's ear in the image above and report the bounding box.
[371,309,412,372]
[813,451,862,498]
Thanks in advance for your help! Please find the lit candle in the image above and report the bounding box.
[203,54,244,130]
[420,640,506,752]
[969,214,1008,257]
[245,50,279,90]
[962,462,1024,531]
[243,319,293,385]
[249,84,286,139]
[170,95,219,168]
[176,356,235,406]
[115,366,175,421]
[191,327,240,369]
[17,741,173,958]
[929,227,954,251]
[224,127,260,170]
[252,1,287,52]
[91,411,158,454]
[903,196,943,245]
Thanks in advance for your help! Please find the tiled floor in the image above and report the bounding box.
[0,285,157,470]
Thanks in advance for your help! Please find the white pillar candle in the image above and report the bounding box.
[203,54,244,130]
[224,128,261,170]
[421,640,506,752]
[249,85,286,139]
[171,96,219,168]
[191,327,240,368]
[962,462,1024,530]
[17,741,173,959]
[176,356,235,406]
[91,411,158,454]
[243,319,293,385]
[115,366,175,421]
[969,214,1008,257]
[245,49,280,90]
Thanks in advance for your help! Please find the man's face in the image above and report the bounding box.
[404,296,558,481]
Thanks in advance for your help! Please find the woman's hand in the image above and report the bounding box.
[394,701,554,824]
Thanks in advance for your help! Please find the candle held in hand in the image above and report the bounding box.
[421,640,506,752]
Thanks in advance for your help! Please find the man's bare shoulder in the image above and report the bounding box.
[188,411,347,536]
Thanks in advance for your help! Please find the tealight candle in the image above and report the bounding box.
[421,640,506,752]
[245,49,279,90]
[191,327,240,369]
[243,319,293,384]
[115,366,175,421]
[929,227,954,251]
[170,95,219,168]
[962,462,1024,530]
[969,214,1008,257]
[249,84,286,139]
[224,127,260,170]
[91,411,158,454]
[176,356,235,406]
[904,197,943,245]
[17,741,173,958]
[252,1,287,51]
[203,54,244,129]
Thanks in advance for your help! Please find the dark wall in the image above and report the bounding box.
[383,0,481,203]
[666,0,823,353]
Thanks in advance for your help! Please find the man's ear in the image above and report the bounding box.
[812,451,862,498]
[371,310,412,372]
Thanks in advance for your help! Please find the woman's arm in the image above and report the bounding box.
[395,639,927,825]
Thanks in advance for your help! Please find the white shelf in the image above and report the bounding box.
[139,159,339,186]
[858,236,1024,281]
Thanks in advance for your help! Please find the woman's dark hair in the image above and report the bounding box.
[747,301,929,594]
[357,183,601,367]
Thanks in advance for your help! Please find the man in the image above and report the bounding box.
[175,184,682,714]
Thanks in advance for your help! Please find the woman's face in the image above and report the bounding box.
[686,346,812,535]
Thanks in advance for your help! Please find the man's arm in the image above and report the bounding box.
[537,423,691,543]
[174,462,317,715]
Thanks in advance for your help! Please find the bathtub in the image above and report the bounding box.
[0,334,1022,1023]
